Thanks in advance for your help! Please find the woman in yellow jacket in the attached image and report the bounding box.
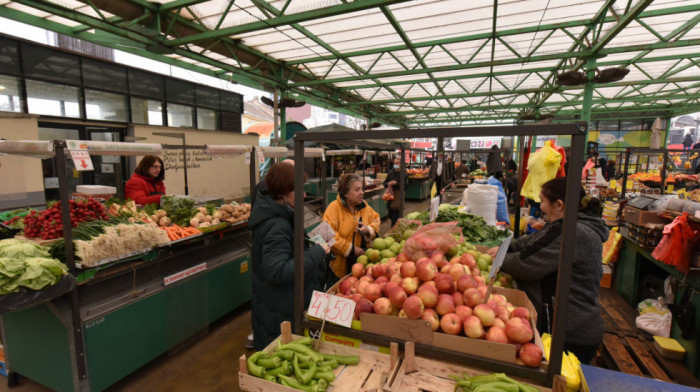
[324,173,381,279]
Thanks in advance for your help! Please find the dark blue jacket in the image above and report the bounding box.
[248,192,326,350]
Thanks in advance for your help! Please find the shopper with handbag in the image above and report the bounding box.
[383,157,408,227]
[323,173,381,281]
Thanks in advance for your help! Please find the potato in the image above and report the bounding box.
[203,215,213,223]
[190,217,200,227]
[212,218,220,225]
[159,217,172,227]
[199,221,211,228]
[222,205,233,214]
[221,212,230,219]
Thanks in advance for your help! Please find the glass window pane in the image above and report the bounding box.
[620,120,642,131]
[167,103,193,128]
[26,80,80,118]
[85,89,127,122]
[195,86,219,108]
[0,75,21,113]
[197,108,218,130]
[130,97,163,126]
[129,69,164,99]
[82,58,127,93]
[22,44,81,85]
[0,37,20,75]
[221,91,243,113]
[166,78,194,104]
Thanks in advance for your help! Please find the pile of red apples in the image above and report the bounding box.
[337,251,543,367]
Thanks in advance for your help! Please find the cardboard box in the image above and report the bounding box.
[357,286,545,365]
[621,206,667,225]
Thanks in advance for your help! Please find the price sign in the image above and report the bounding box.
[430,196,440,222]
[609,179,617,189]
[616,184,623,193]
[70,150,94,171]
[666,184,674,194]
[677,189,686,200]
[307,291,355,328]
[626,180,634,190]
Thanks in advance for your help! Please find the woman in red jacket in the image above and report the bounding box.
[125,155,166,206]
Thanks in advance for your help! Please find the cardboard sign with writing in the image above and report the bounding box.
[70,150,94,171]
[307,291,355,328]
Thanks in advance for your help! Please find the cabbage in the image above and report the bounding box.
[0,242,50,260]
[0,257,26,278]
[25,258,68,278]
[13,262,57,291]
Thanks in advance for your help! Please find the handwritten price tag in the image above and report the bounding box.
[307,291,355,328]
[610,179,617,189]
[677,189,686,200]
[666,184,674,194]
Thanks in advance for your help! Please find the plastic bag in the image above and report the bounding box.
[382,185,394,201]
[521,141,562,202]
[542,333,581,392]
[651,213,697,273]
[0,274,76,315]
[465,184,498,226]
[488,176,510,225]
[385,218,422,242]
[637,297,670,315]
[636,312,672,337]
[403,222,464,261]
[602,227,622,264]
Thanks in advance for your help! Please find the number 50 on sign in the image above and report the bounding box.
[307,291,356,328]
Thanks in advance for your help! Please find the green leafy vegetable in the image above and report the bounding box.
[160,196,197,227]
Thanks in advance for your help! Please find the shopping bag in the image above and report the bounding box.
[382,185,394,201]
[521,141,562,202]
[430,182,437,198]
[403,222,464,261]
[651,213,697,273]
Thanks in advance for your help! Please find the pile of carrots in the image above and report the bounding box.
[161,225,201,241]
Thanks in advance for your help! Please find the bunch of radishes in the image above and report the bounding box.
[23,198,107,240]
[338,250,543,367]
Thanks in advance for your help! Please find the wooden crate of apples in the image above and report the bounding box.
[331,228,544,367]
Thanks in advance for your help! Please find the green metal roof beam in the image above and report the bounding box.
[287,3,700,66]
[167,0,414,45]
[289,38,700,87]
[590,0,654,53]
[159,0,217,12]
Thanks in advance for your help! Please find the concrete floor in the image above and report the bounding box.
[0,198,443,392]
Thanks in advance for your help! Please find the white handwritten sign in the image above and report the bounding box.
[164,263,207,286]
[307,291,355,328]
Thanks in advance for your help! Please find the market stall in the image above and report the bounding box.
[0,140,258,391]
[287,124,588,388]
[618,148,697,198]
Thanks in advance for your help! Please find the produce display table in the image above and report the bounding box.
[0,226,252,392]
[613,238,700,378]
[405,178,430,200]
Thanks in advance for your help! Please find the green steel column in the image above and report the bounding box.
[663,117,671,148]
[582,57,597,142]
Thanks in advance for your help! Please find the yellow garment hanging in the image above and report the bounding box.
[521,140,562,202]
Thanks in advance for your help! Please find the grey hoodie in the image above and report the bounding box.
[501,213,608,346]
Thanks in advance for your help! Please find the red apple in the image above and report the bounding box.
[422,308,440,331]
[492,318,506,329]
[386,263,399,277]
[452,291,464,307]
[434,273,454,294]
[463,288,484,308]
[359,275,374,284]
[339,277,357,295]
[440,264,451,274]
[485,326,509,343]
[431,251,445,266]
[471,267,481,277]
[403,295,424,319]
[440,313,463,335]
[349,293,363,303]
[449,256,461,265]
[473,304,496,327]
[396,252,409,263]
[416,259,437,281]
[457,275,477,292]
[365,265,373,277]
[351,263,365,278]
[383,281,399,296]
[417,284,439,308]
[363,283,382,302]
[354,297,374,319]
[505,317,534,344]
[464,315,485,339]
[401,277,419,295]
[486,297,499,312]
[460,253,477,268]
[455,305,473,323]
[493,294,508,308]
[397,309,407,318]
[496,307,510,323]
[477,285,488,298]
[519,343,543,367]
[511,307,531,321]
[390,273,403,285]
[372,264,386,278]
[423,281,436,288]
[435,294,456,316]
[400,261,416,278]
[387,285,407,309]
[448,264,467,281]
[373,297,394,315]
[357,281,370,296]
[375,276,388,286]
